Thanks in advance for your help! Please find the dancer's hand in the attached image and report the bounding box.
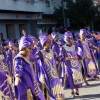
[72,56,78,60]
[40,74,45,84]
[82,56,85,60]
[6,74,12,84]
[65,57,71,61]
[66,56,78,60]
[86,57,92,60]
[97,47,100,52]
[15,77,21,86]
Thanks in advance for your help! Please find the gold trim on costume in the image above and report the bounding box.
[0,57,8,72]
[52,84,64,100]
[0,91,10,100]
[27,89,33,100]
[41,50,58,80]
[41,49,54,60]
[72,70,84,85]
[81,41,91,58]
[67,53,79,68]
[88,61,96,75]
[0,79,7,88]
[63,44,75,52]
[14,54,43,98]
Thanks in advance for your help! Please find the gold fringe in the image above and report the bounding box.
[52,84,64,99]
[42,83,50,100]
[0,91,10,100]
[27,89,33,100]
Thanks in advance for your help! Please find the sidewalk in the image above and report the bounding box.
[64,77,100,100]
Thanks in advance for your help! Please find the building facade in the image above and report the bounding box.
[0,0,61,39]
[93,0,100,5]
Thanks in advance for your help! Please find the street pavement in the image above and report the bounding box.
[64,77,100,100]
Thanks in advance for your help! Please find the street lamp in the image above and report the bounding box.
[61,0,66,27]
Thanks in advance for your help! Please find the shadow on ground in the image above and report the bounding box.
[65,93,100,100]
[82,83,100,88]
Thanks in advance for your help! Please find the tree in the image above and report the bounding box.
[94,10,100,31]
[54,0,97,30]
[66,0,97,30]
[54,7,64,25]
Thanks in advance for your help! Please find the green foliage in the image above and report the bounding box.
[54,7,64,24]
[54,0,97,30]
[94,11,100,31]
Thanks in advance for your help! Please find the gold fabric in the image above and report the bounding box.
[88,61,96,75]
[82,42,91,58]
[27,89,33,100]
[72,70,84,85]
[0,91,10,100]
[0,55,8,72]
[41,50,65,100]
[41,50,59,80]
[52,84,64,100]
[42,83,50,100]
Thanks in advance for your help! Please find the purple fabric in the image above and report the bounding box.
[51,32,58,39]
[59,37,65,45]
[74,31,79,37]
[63,31,73,42]
[64,36,73,43]
[76,40,98,77]
[35,50,64,99]
[59,44,83,88]
[90,49,99,75]
[19,36,33,51]
[87,38,94,43]
[64,31,72,37]
[40,36,50,46]
[5,39,10,45]
[97,32,100,34]
[79,29,87,36]
[87,30,91,35]
[39,33,48,40]
[9,41,15,47]
[28,35,35,41]
[14,54,45,100]
[0,54,14,100]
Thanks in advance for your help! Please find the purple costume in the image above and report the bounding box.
[59,31,84,89]
[87,38,99,76]
[0,53,14,100]
[35,36,65,100]
[14,36,45,100]
[7,41,17,76]
[29,35,42,84]
[77,29,99,78]
[51,33,61,74]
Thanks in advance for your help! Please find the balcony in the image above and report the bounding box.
[0,0,46,13]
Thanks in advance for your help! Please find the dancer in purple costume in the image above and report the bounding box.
[0,45,15,100]
[51,32,61,75]
[14,36,45,100]
[59,31,84,98]
[35,35,65,100]
[7,41,18,76]
[76,29,100,81]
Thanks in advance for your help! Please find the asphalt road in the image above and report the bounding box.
[64,78,100,100]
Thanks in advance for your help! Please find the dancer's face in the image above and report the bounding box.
[21,46,33,57]
[80,34,86,41]
[67,37,74,46]
[43,40,51,50]
[54,36,58,42]
[0,47,2,53]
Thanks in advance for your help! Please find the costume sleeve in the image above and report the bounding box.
[14,58,24,77]
[89,43,98,50]
[59,47,66,62]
